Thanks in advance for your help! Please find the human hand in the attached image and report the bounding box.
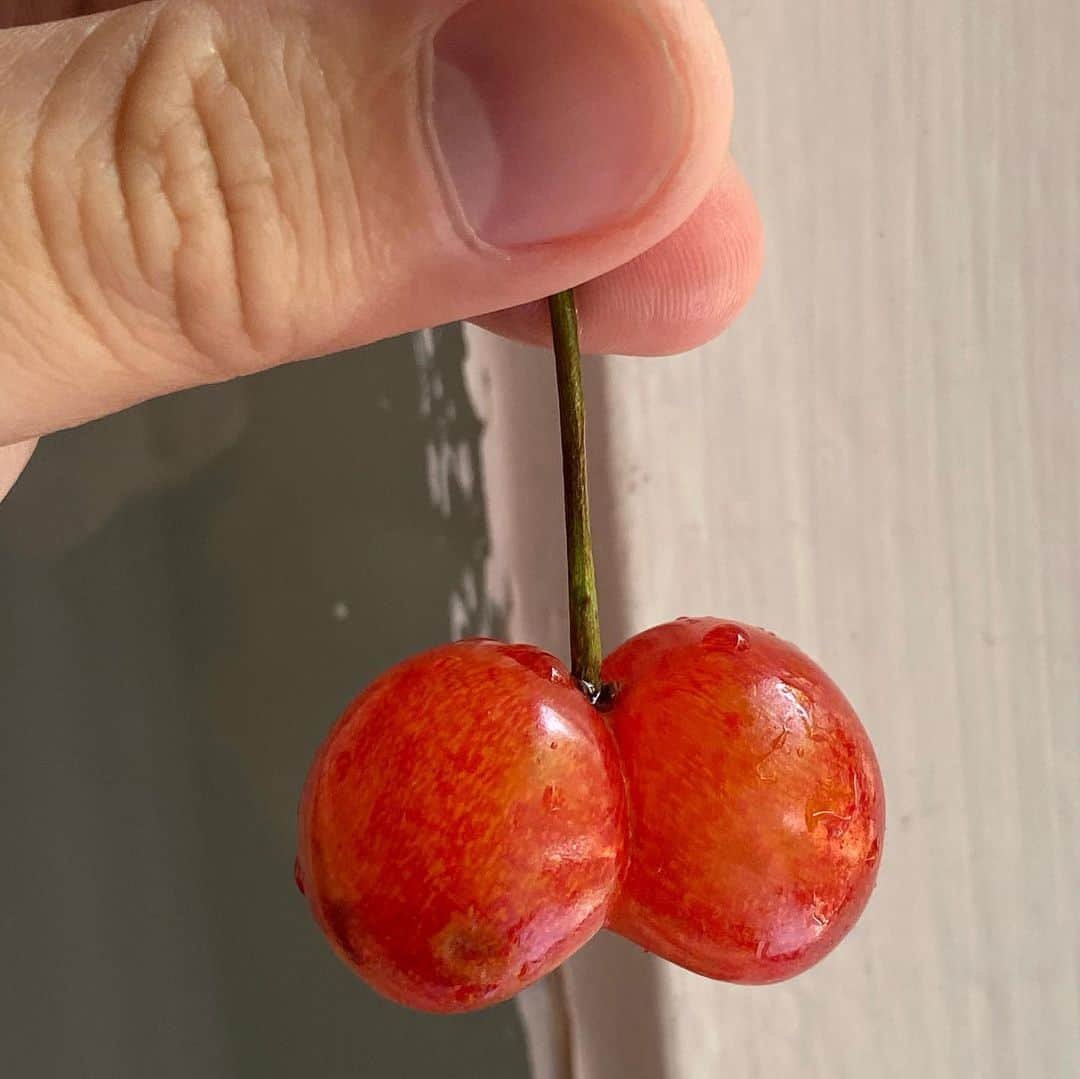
[0,0,762,498]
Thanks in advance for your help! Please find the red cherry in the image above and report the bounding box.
[601,618,884,984]
[296,639,627,1013]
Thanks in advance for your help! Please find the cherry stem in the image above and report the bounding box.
[549,289,604,700]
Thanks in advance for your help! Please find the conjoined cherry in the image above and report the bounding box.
[295,291,884,1012]
[295,618,883,1011]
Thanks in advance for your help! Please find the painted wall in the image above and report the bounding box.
[483,2,1080,1076]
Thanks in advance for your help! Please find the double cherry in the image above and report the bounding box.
[296,616,884,1012]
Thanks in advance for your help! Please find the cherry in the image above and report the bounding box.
[602,618,884,984]
[297,292,884,1011]
[297,620,883,1009]
[295,639,627,1013]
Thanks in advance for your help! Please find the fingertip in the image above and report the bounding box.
[472,160,764,357]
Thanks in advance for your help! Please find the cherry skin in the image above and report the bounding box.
[601,618,884,984]
[296,639,627,1013]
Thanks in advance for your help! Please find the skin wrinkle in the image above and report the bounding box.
[302,30,375,297]
[149,2,294,376]
[27,16,116,367]
[23,1,320,383]
[74,166,139,372]
[268,18,336,356]
[0,38,65,385]
[616,173,751,329]
[18,6,230,386]
[331,28,423,329]
[73,79,148,356]
[191,86,266,362]
[117,28,234,377]
[160,95,240,373]
[297,77,341,308]
[1,25,58,126]
[75,44,183,381]
[293,34,362,321]
[111,73,223,379]
[116,29,237,379]
[0,285,42,385]
[187,30,265,363]
[214,20,301,356]
[112,13,163,290]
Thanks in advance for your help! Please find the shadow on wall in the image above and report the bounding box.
[0,327,523,1079]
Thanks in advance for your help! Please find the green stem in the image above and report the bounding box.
[548,289,603,698]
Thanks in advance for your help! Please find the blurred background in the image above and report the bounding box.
[2,0,1079,1077]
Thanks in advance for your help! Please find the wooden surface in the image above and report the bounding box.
[472,1,1080,1075]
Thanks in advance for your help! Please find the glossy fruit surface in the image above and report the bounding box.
[602,618,884,984]
[296,639,627,1013]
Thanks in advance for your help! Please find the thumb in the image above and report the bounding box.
[0,0,730,444]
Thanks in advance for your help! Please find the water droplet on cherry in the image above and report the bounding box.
[502,644,573,687]
[704,623,751,653]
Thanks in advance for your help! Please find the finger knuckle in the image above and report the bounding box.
[27,1,347,380]
[121,1,299,372]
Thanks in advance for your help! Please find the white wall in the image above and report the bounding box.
[480,2,1080,1075]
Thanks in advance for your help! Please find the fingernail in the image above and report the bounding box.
[429,0,688,248]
